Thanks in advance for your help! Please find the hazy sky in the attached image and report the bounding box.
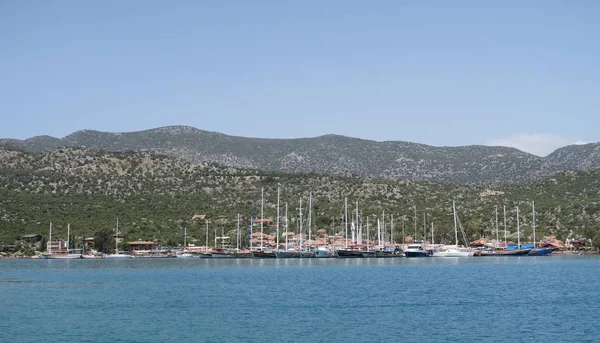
[1,1,599,156]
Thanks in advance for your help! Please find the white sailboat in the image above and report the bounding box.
[43,223,83,259]
[433,202,474,257]
[177,227,194,258]
[105,218,133,259]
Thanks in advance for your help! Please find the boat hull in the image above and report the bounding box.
[276,251,303,258]
[211,253,235,258]
[404,251,431,258]
[336,249,363,258]
[433,249,474,257]
[527,247,553,256]
[43,254,82,259]
[232,252,253,258]
[314,249,335,258]
[480,249,531,256]
[252,251,277,258]
[105,254,133,259]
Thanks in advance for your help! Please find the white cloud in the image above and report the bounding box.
[486,134,589,157]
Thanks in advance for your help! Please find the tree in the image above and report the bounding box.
[93,228,115,254]
[39,236,47,252]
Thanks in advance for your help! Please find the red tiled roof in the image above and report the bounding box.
[127,241,156,245]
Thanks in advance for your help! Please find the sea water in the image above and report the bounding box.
[1,256,599,343]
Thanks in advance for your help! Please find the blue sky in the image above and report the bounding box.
[1,1,599,156]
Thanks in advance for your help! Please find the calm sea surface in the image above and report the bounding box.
[1,256,599,343]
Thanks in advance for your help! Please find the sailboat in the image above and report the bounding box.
[252,188,276,258]
[43,223,83,259]
[177,227,194,258]
[105,218,133,259]
[481,206,531,256]
[433,202,474,257]
[527,201,552,256]
[336,198,362,257]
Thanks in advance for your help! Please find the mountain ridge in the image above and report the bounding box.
[1,125,599,184]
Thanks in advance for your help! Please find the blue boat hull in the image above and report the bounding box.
[527,247,553,256]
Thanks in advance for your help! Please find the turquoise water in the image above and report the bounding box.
[1,256,599,343]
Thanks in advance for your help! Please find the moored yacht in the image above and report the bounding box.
[403,243,431,258]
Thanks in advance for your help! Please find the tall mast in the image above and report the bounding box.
[205,220,209,253]
[402,216,405,244]
[356,201,359,244]
[377,218,382,247]
[413,206,417,240]
[366,216,370,249]
[260,187,264,250]
[453,201,458,245]
[184,227,187,248]
[249,216,253,250]
[116,217,119,254]
[299,198,303,248]
[532,201,536,248]
[503,205,507,245]
[285,203,288,249]
[495,206,499,248]
[236,214,240,250]
[391,214,394,246]
[431,222,434,245]
[308,192,312,244]
[344,197,348,249]
[67,223,70,252]
[423,212,426,244]
[276,188,280,250]
[48,222,52,254]
[382,210,385,245]
[516,206,521,248]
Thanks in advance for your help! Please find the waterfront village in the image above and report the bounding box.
[1,211,595,259]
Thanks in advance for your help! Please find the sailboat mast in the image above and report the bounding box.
[67,223,70,252]
[116,217,119,254]
[249,216,253,250]
[532,201,536,248]
[299,198,303,248]
[382,210,385,245]
[402,216,405,245]
[356,201,359,244]
[276,188,280,250]
[503,205,507,245]
[453,201,458,245]
[48,222,52,254]
[366,217,369,249]
[495,206,499,247]
[377,218,381,247]
[423,212,426,244]
[184,227,187,248]
[413,206,417,240]
[260,187,264,250]
[308,192,312,245]
[205,220,209,253]
[391,214,394,246]
[344,197,348,249]
[285,202,288,249]
[237,214,240,250]
[517,206,521,248]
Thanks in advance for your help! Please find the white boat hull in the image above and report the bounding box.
[105,254,133,259]
[433,250,474,257]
